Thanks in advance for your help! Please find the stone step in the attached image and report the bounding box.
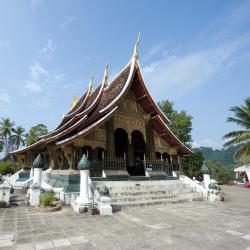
[109,187,196,197]
[10,195,26,202]
[111,195,206,210]
[94,179,206,210]
[109,186,192,193]
[111,192,202,203]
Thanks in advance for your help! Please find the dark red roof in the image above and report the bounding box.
[12,57,192,155]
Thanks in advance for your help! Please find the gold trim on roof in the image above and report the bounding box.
[88,74,94,94]
[133,32,141,60]
[103,64,109,86]
[70,96,78,110]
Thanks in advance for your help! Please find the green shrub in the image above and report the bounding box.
[0,163,15,175]
[39,192,58,207]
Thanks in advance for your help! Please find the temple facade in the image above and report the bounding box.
[12,37,192,179]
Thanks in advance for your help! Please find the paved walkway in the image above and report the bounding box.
[0,186,250,250]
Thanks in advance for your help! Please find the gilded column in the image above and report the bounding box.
[145,121,156,161]
[106,118,115,159]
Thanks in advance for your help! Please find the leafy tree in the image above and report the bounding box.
[10,126,26,150]
[223,97,250,162]
[26,124,48,146]
[181,151,204,178]
[0,141,3,153]
[0,117,15,155]
[206,160,233,184]
[158,100,192,145]
[0,162,15,175]
[193,146,239,167]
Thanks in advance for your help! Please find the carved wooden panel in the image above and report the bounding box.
[114,113,146,140]
[74,138,106,149]
[95,129,106,141]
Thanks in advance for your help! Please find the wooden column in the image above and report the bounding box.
[106,118,115,159]
[128,143,134,167]
[145,121,156,161]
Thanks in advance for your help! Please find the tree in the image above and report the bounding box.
[25,124,48,146]
[0,117,15,156]
[158,100,193,145]
[207,160,233,184]
[223,97,250,162]
[0,141,3,153]
[10,126,26,150]
[181,151,204,178]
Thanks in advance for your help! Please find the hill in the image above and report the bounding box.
[193,145,240,168]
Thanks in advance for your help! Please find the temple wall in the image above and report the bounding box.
[113,112,147,142]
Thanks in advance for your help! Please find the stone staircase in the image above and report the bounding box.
[94,180,207,210]
[10,188,28,206]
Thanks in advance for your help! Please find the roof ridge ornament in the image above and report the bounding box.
[88,74,94,94]
[133,32,141,61]
[70,96,78,110]
[103,64,109,86]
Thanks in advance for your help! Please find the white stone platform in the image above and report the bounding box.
[94,179,207,210]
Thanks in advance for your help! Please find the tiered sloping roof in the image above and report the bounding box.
[12,39,192,156]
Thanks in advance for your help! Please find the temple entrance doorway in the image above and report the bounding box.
[114,128,128,158]
[130,130,146,176]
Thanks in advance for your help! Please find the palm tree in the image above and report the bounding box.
[0,117,15,155]
[10,126,26,150]
[223,97,250,162]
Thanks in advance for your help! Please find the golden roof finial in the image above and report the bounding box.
[88,74,94,94]
[70,96,78,110]
[103,63,109,86]
[133,32,141,60]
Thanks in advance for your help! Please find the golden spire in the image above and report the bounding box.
[88,74,94,94]
[70,96,78,110]
[103,64,109,86]
[133,32,141,60]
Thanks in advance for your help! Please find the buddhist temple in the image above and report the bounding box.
[11,35,192,181]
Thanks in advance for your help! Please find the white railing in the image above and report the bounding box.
[179,175,208,197]
[22,168,52,188]
[4,169,24,186]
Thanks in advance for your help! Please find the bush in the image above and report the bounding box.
[39,192,58,207]
[0,163,15,175]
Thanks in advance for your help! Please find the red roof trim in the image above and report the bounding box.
[56,106,119,146]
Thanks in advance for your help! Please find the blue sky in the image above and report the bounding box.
[0,0,249,149]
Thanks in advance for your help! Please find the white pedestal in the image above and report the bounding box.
[99,196,113,216]
[29,168,34,179]
[203,174,211,189]
[30,182,41,206]
[34,168,42,186]
[0,183,11,206]
[71,170,90,213]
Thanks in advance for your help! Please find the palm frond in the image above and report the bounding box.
[234,142,250,162]
[223,131,250,147]
[227,117,250,128]
[223,130,248,139]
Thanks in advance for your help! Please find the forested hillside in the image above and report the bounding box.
[193,145,240,168]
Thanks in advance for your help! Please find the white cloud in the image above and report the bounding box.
[30,61,48,79]
[60,16,76,30]
[0,89,10,113]
[40,39,56,55]
[0,90,10,103]
[25,81,42,93]
[24,61,48,93]
[192,139,222,149]
[0,41,10,48]
[30,0,42,9]
[142,34,250,99]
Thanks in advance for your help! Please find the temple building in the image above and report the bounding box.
[12,36,192,180]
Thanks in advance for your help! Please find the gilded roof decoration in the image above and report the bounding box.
[70,96,78,111]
